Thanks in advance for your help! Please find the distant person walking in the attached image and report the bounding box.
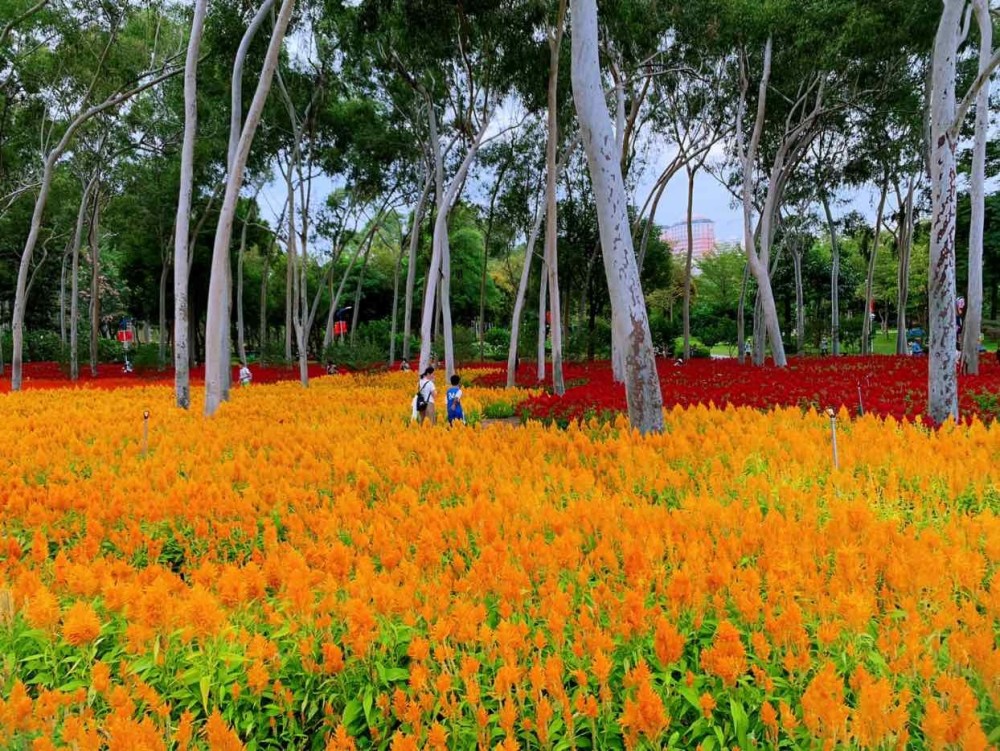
[446,374,465,425]
[239,363,253,387]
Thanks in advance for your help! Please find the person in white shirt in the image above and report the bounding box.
[414,367,437,425]
[239,363,252,387]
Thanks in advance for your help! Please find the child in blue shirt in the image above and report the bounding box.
[446,374,465,424]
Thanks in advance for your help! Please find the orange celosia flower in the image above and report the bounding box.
[801,662,848,745]
[62,601,101,647]
[699,693,717,719]
[653,615,685,667]
[24,587,60,631]
[91,660,110,694]
[326,724,356,751]
[700,621,746,687]
[205,710,243,751]
[174,710,195,751]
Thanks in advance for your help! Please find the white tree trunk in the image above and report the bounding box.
[507,201,546,387]
[682,168,695,359]
[285,247,293,360]
[173,0,207,408]
[88,187,101,377]
[571,0,663,434]
[217,0,274,395]
[70,176,96,382]
[862,180,887,355]
[59,250,67,346]
[537,264,548,381]
[322,271,337,352]
[546,0,567,395]
[737,38,787,367]
[895,180,914,355]
[260,250,270,357]
[283,156,302,382]
[237,208,250,364]
[927,0,963,423]
[158,258,169,369]
[792,247,805,354]
[822,195,840,356]
[228,0,275,170]
[204,0,295,416]
[961,0,992,374]
[328,222,379,348]
[295,128,317,386]
[418,106,490,375]
[389,228,403,366]
[350,240,373,347]
[737,261,749,364]
[403,170,433,363]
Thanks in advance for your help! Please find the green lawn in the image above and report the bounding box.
[707,330,997,359]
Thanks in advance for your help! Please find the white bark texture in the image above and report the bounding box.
[389,227,404,366]
[418,108,490,375]
[88,188,101,377]
[961,0,992,374]
[737,39,794,367]
[862,180,887,355]
[895,180,915,355]
[59,250,67,345]
[545,0,567,395]
[173,0,207,408]
[507,200,546,387]
[571,0,663,434]
[204,0,295,416]
[237,208,250,364]
[822,196,840,356]
[537,265,548,381]
[403,171,433,363]
[220,0,274,396]
[792,247,805,353]
[682,168,695,359]
[928,0,963,423]
[70,176,97,382]
[158,259,168,369]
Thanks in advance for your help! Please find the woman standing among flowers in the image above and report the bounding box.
[414,367,437,425]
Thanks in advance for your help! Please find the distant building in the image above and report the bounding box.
[663,216,716,264]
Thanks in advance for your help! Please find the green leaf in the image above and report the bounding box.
[199,676,210,712]
[730,697,749,749]
[377,664,408,683]
[342,699,365,733]
[677,686,702,712]
[362,687,374,725]
[714,724,726,749]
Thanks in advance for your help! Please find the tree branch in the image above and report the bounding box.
[954,46,1000,133]
[0,0,49,50]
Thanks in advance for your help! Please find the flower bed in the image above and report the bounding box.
[1,373,998,749]
[478,356,1000,425]
[0,362,329,392]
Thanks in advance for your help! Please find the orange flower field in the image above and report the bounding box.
[1,371,999,750]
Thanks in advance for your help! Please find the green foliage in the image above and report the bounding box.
[11,331,63,362]
[968,389,1000,422]
[484,327,510,349]
[673,336,711,358]
[649,313,680,354]
[483,399,515,419]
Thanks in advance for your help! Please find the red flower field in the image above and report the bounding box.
[0,362,328,392]
[481,356,1000,425]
